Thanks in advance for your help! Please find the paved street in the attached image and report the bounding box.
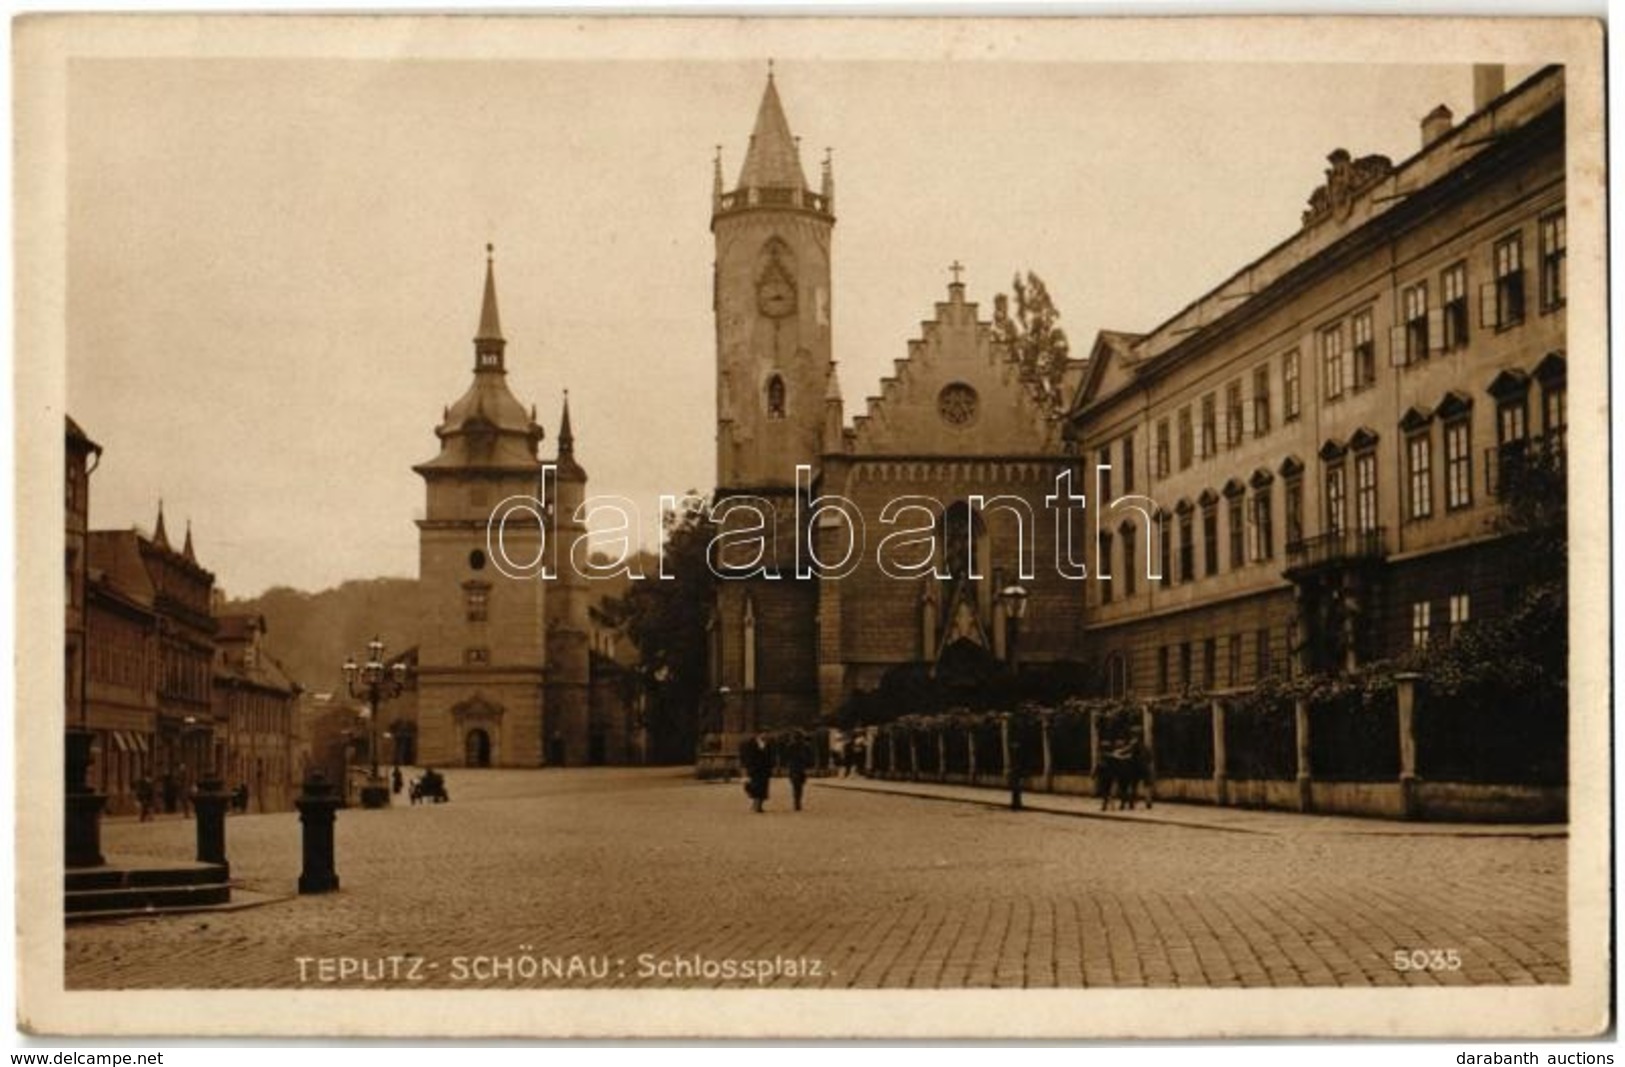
[65,768,1567,990]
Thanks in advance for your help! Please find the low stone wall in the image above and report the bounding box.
[1415,781,1568,822]
[1224,777,1303,812]
[1309,780,1407,819]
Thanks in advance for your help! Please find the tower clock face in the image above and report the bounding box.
[757,275,797,319]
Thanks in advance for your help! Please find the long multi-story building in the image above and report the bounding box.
[1066,65,1565,698]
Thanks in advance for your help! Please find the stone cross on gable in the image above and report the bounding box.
[949,260,965,285]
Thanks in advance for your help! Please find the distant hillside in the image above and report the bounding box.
[226,578,422,694]
[227,557,653,694]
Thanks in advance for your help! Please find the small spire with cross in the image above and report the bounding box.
[949,260,966,286]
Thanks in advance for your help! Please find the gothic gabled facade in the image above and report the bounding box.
[708,74,1087,745]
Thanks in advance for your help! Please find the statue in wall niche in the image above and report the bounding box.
[950,595,982,646]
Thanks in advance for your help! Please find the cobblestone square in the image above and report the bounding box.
[63,768,1567,990]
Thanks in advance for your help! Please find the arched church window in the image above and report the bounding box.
[766,375,787,420]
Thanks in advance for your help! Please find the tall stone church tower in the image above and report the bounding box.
[414,249,555,768]
[709,71,835,739]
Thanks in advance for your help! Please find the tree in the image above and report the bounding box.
[596,494,713,762]
[992,271,1071,407]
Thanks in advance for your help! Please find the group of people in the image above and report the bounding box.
[738,731,814,814]
[131,768,254,820]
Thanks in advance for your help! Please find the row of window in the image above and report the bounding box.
[1140,214,1565,480]
[1138,592,1476,697]
[1411,594,1472,649]
[1095,473,1293,605]
[1150,626,1288,696]
[1094,362,1567,600]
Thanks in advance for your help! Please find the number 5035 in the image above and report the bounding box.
[1392,948,1462,971]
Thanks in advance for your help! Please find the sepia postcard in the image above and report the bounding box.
[14,14,1610,1040]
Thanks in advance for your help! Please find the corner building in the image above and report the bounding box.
[1068,66,1566,699]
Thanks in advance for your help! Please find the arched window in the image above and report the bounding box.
[766,375,786,419]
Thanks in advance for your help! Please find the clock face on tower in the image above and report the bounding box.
[757,272,797,319]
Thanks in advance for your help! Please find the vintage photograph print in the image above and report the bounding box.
[15,15,1609,1040]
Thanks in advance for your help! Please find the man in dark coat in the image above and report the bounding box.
[783,732,813,811]
[739,733,774,814]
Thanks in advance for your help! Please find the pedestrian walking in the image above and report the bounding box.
[160,772,178,815]
[135,775,155,822]
[177,764,193,819]
[784,731,812,811]
[738,732,774,814]
[392,766,404,795]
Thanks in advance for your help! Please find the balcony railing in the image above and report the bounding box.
[1485,433,1566,500]
[1284,526,1388,575]
[715,188,832,216]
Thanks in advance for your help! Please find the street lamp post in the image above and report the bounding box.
[998,584,1030,812]
[342,636,408,810]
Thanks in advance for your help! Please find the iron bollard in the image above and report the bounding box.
[192,777,230,873]
[1008,738,1024,812]
[295,771,341,894]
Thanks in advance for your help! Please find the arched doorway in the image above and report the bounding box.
[465,728,492,768]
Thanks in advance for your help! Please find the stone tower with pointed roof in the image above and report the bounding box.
[413,248,551,768]
[542,391,592,765]
[708,70,835,739]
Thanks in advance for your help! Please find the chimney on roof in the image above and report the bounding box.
[1473,64,1505,112]
[1421,104,1453,149]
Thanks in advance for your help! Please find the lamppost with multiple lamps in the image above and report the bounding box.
[342,636,408,809]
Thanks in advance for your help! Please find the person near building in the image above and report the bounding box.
[783,731,813,812]
[739,732,775,814]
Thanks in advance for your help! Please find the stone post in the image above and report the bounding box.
[1395,672,1422,819]
[295,771,341,895]
[908,731,919,782]
[1007,721,1020,812]
[191,776,230,872]
[64,728,106,869]
[1041,716,1054,793]
[967,729,978,782]
[999,717,1012,780]
[1087,710,1100,776]
[937,732,948,783]
[1294,696,1313,812]
[1141,703,1157,808]
[1211,699,1229,807]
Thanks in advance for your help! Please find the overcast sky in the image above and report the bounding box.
[64,47,1534,597]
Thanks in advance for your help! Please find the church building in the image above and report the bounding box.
[708,73,1088,744]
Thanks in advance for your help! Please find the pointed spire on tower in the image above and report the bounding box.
[555,389,587,483]
[713,145,725,204]
[821,146,835,207]
[737,65,808,191]
[153,499,170,549]
[182,520,196,562]
[558,389,575,455]
[473,243,507,372]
